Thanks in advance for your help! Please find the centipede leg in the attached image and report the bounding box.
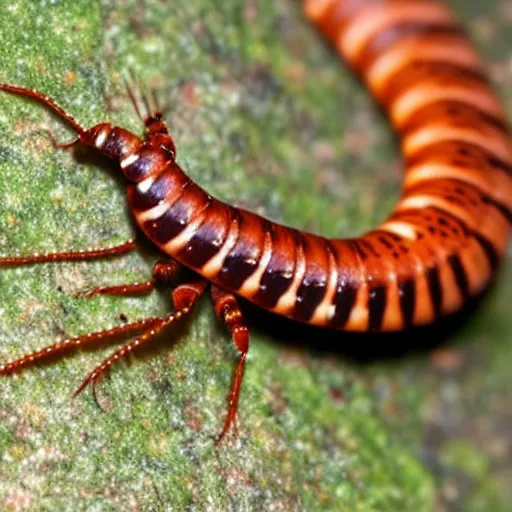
[73,276,207,398]
[76,260,182,298]
[0,239,136,266]
[210,286,250,444]
[0,316,162,375]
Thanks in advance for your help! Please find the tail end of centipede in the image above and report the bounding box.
[0,83,86,137]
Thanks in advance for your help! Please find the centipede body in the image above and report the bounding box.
[117,0,511,332]
[0,0,511,441]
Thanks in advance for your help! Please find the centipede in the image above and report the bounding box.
[1,0,511,443]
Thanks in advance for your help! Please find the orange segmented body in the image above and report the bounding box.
[124,0,511,332]
[1,0,511,440]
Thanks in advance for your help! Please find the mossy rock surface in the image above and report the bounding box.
[0,1,511,510]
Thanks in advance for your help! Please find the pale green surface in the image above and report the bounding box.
[0,1,511,510]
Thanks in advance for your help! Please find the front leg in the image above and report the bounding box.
[76,260,182,298]
[1,260,207,388]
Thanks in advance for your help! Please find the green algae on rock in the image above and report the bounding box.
[0,0,511,510]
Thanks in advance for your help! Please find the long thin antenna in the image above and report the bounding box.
[0,83,86,136]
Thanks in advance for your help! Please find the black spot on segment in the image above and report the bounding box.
[254,228,298,308]
[350,240,368,260]
[368,285,387,331]
[101,129,124,158]
[448,253,470,299]
[359,239,381,258]
[292,235,328,322]
[218,254,256,290]
[378,235,394,250]
[329,281,357,328]
[143,201,189,245]
[178,203,224,268]
[130,164,188,212]
[426,266,443,318]
[487,153,512,173]
[380,56,490,109]
[293,278,327,322]
[256,268,294,308]
[398,278,416,328]
[217,214,267,291]
[124,148,167,182]
[180,227,219,268]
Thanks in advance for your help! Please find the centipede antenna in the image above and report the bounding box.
[123,74,145,123]
[140,85,153,119]
[123,68,157,121]
[122,70,166,126]
[150,87,161,114]
[0,83,86,136]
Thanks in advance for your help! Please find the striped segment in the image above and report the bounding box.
[125,0,512,332]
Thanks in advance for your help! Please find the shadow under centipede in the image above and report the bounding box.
[9,287,489,400]
[241,284,496,365]
[72,143,128,191]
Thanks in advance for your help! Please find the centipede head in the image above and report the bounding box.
[0,82,176,183]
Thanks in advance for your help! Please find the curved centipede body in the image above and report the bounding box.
[1,0,511,440]
[125,0,511,332]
